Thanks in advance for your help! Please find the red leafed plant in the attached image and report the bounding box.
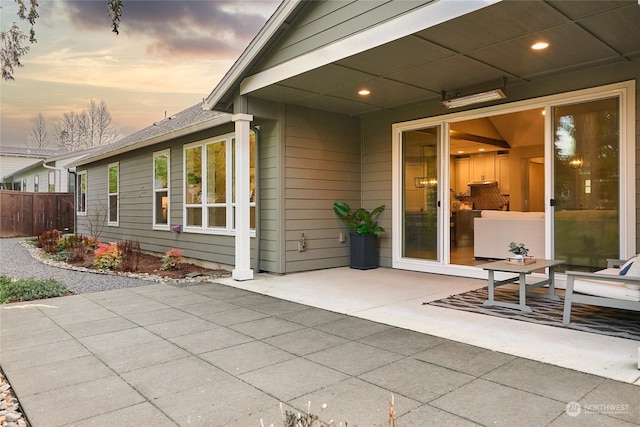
[93,242,122,270]
[161,248,184,270]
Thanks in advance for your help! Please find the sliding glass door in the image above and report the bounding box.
[401,126,441,261]
[552,97,620,270]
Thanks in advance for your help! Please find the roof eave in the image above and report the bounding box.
[203,0,303,112]
[72,114,233,168]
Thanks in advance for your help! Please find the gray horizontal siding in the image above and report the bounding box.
[255,119,282,273]
[256,0,427,72]
[283,105,361,272]
[76,128,247,269]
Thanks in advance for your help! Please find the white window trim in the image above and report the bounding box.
[153,149,171,230]
[77,171,87,216]
[48,170,55,192]
[183,133,256,236]
[107,162,119,226]
[34,174,39,192]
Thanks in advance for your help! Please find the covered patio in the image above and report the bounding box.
[216,267,640,385]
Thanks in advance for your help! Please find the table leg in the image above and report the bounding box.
[486,270,495,304]
[519,272,528,310]
[548,266,556,298]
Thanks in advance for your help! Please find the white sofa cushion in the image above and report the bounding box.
[474,211,545,259]
[573,268,640,302]
[480,210,545,220]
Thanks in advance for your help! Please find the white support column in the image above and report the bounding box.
[232,113,254,281]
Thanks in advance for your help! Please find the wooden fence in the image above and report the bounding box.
[0,191,75,237]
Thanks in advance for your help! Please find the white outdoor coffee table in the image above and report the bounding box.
[480,259,565,312]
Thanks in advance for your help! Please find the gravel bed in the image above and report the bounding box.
[0,238,221,294]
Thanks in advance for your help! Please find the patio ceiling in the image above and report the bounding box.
[246,0,640,116]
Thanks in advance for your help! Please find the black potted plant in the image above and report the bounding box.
[333,201,385,270]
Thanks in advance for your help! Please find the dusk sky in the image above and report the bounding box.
[0,0,280,147]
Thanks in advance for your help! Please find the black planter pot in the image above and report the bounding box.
[350,233,378,270]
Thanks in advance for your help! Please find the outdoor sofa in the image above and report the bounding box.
[562,256,640,326]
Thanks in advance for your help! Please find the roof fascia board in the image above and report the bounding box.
[73,114,232,167]
[204,0,303,110]
[240,0,501,96]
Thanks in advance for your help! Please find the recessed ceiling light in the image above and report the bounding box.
[458,150,464,154]
[531,41,549,50]
[479,148,486,152]
[358,89,371,96]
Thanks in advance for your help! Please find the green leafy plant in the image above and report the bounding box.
[508,241,529,256]
[93,242,122,270]
[161,248,184,270]
[0,276,68,304]
[333,202,385,236]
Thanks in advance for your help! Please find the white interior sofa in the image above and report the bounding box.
[562,257,640,326]
[473,210,545,259]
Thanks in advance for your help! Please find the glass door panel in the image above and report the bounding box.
[402,126,440,260]
[553,97,620,270]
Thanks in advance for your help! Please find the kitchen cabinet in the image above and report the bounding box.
[496,154,510,194]
[470,153,496,182]
[454,157,470,195]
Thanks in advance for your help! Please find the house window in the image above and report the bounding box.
[34,174,39,192]
[48,171,55,192]
[108,163,119,225]
[77,171,87,215]
[21,178,27,192]
[183,132,256,234]
[153,150,170,229]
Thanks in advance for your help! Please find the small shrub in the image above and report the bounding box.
[118,239,141,272]
[93,242,122,270]
[42,250,70,262]
[0,276,68,304]
[161,248,184,270]
[37,229,62,254]
[24,236,38,246]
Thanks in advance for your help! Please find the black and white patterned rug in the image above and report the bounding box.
[426,287,640,341]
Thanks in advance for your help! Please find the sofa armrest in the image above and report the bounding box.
[565,270,640,284]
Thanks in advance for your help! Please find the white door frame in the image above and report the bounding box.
[392,80,636,278]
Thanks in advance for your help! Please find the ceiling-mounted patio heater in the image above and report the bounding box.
[441,78,507,109]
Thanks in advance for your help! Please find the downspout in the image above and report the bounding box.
[251,124,261,273]
[41,160,65,191]
[68,168,77,234]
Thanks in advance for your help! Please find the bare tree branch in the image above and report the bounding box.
[28,112,49,148]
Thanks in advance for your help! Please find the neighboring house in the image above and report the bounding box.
[3,148,96,193]
[75,0,639,282]
[0,146,59,190]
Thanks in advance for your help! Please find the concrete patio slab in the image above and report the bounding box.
[96,339,191,373]
[359,357,475,403]
[70,402,176,427]
[430,378,566,426]
[1,266,638,426]
[239,358,350,402]
[199,341,296,375]
[20,376,145,427]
